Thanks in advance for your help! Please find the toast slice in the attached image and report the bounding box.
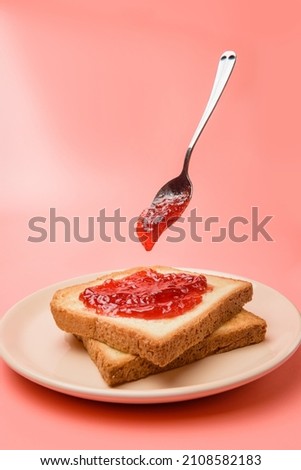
[50,266,253,367]
[78,309,267,386]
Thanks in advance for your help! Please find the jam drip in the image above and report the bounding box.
[136,194,190,251]
[79,269,211,319]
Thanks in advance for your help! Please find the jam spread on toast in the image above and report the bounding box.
[136,194,190,251]
[79,269,211,319]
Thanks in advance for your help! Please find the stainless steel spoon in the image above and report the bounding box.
[137,51,237,251]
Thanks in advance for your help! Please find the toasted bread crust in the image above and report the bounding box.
[79,310,267,386]
[51,266,253,366]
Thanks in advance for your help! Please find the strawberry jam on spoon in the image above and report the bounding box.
[136,51,236,250]
[136,191,191,251]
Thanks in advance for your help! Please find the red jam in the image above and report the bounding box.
[136,194,190,251]
[79,269,211,319]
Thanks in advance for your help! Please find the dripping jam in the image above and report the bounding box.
[136,193,190,251]
[79,269,211,320]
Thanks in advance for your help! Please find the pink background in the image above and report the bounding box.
[1,0,301,449]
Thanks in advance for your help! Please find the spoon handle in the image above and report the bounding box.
[187,51,236,154]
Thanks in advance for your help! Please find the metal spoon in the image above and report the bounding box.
[137,51,237,251]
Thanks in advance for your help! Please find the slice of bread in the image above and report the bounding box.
[50,266,253,367]
[78,309,267,386]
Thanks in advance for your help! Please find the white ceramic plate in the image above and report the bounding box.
[0,269,300,404]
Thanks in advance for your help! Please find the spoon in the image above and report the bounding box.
[136,51,237,251]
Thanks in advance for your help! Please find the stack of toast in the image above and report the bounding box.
[50,266,267,387]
